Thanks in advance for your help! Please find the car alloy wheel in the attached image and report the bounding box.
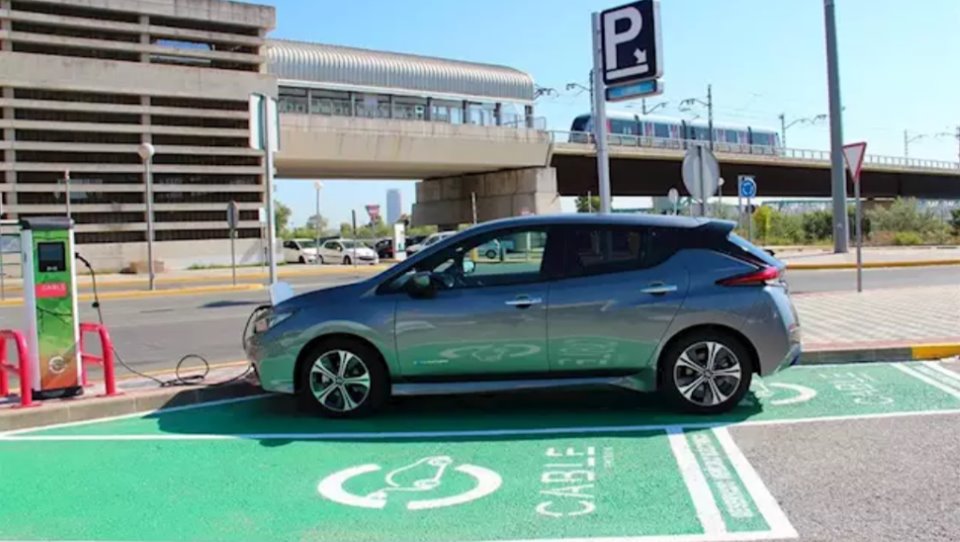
[309,350,371,413]
[673,341,742,408]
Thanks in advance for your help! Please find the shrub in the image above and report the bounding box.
[951,209,960,236]
[802,210,832,242]
[892,231,923,246]
[867,198,940,235]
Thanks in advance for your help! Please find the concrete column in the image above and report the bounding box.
[425,97,433,121]
[139,15,150,62]
[412,167,561,226]
[388,95,395,119]
[525,105,534,129]
[494,103,503,126]
[462,100,469,124]
[0,0,12,52]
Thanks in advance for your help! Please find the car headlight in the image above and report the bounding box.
[253,308,297,334]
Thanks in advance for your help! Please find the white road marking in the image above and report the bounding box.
[892,364,960,401]
[0,394,270,437]
[712,428,798,540]
[6,407,960,442]
[666,427,727,536]
[0,533,801,542]
[924,363,960,385]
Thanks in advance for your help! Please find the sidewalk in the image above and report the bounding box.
[774,246,960,269]
[793,284,960,361]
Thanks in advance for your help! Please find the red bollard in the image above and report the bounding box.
[79,322,119,397]
[0,329,36,408]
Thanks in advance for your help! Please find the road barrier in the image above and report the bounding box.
[79,322,119,397]
[0,329,35,408]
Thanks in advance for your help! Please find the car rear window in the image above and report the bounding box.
[727,233,782,268]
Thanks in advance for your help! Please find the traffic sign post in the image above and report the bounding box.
[843,142,867,293]
[681,145,719,217]
[226,200,240,286]
[592,0,663,214]
[738,175,757,238]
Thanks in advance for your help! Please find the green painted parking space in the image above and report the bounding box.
[1,362,959,542]
[15,362,960,439]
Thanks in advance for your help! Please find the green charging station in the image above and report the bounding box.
[19,217,82,399]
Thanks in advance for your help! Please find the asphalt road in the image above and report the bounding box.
[1,266,957,375]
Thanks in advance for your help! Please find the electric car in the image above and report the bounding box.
[245,214,801,418]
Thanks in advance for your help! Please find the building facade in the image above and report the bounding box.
[0,0,276,270]
[386,188,401,225]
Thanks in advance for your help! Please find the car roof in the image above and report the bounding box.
[468,213,714,232]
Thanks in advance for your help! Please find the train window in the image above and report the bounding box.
[725,131,739,143]
[753,133,769,146]
[571,115,590,132]
[654,123,670,138]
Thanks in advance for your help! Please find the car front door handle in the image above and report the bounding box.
[505,296,542,307]
[641,283,678,295]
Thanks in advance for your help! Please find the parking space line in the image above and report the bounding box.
[892,364,960,400]
[926,363,960,384]
[667,427,728,536]
[712,428,798,540]
[5,407,960,441]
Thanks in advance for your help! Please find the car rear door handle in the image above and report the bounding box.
[505,296,542,307]
[641,283,677,295]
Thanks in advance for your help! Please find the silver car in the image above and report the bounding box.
[246,214,802,418]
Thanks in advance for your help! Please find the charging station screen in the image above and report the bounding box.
[37,241,66,272]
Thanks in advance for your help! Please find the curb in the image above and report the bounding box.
[787,259,960,271]
[0,382,261,432]
[0,283,264,308]
[799,343,960,365]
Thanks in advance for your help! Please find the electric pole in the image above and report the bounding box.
[824,0,849,253]
[707,84,714,151]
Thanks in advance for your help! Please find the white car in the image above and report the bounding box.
[318,239,379,265]
[406,231,455,255]
[282,239,320,264]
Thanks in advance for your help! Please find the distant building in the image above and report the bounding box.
[386,189,402,224]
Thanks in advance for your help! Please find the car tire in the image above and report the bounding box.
[298,255,306,264]
[659,330,753,415]
[296,338,390,419]
[485,249,498,259]
[318,255,325,265]
[343,256,352,265]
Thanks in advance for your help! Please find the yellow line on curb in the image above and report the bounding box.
[114,360,250,381]
[788,259,960,271]
[0,284,264,308]
[912,344,960,360]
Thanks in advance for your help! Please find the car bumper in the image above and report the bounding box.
[244,327,298,395]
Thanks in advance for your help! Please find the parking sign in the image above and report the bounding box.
[600,1,663,86]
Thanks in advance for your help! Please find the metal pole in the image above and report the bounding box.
[145,158,155,291]
[0,196,5,301]
[261,97,278,284]
[471,192,478,224]
[737,177,744,231]
[903,130,910,158]
[590,12,612,214]
[779,114,787,147]
[697,145,707,217]
[707,85,714,152]
[63,170,71,221]
[587,190,593,213]
[854,176,863,292]
[747,198,754,242]
[824,0,849,253]
[315,185,321,264]
[230,227,237,286]
[350,210,358,270]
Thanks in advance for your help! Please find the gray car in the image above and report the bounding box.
[245,214,802,418]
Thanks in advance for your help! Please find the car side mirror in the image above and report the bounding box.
[408,271,437,298]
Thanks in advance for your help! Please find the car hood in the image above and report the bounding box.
[278,279,370,311]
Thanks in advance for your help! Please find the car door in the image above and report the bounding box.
[282,241,297,263]
[321,240,340,262]
[392,225,560,378]
[546,224,688,374]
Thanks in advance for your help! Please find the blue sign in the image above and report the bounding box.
[606,79,663,102]
[739,177,757,198]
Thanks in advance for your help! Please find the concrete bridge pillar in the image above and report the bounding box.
[412,167,561,227]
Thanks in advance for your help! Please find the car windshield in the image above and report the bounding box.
[340,240,362,249]
[297,240,318,248]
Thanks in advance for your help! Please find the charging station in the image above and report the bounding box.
[20,217,82,399]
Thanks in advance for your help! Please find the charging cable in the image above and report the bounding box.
[75,253,254,388]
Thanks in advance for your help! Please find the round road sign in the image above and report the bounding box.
[667,188,679,205]
[681,146,720,201]
[739,177,757,198]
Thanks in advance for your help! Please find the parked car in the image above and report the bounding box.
[317,238,379,265]
[406,231,455,255]
[282,239,320,264]
[246,214,801,418]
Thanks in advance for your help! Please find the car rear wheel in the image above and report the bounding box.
[659,331,753,415]
[485,249,498,259]
[297,339,389,418]
[343,256,352,265]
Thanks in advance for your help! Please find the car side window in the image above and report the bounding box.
[562,225,673,278]
[322,241,337,251]
[283,241,294,249]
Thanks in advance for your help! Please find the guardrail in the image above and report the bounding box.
[79,322,119,397]
[549,130,960,171]
[0,328,35,408]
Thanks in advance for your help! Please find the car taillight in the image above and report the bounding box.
[718,265,781,286]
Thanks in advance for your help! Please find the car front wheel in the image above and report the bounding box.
[343,256,352,265]
[660,331,753,415]
[297,339,389,418]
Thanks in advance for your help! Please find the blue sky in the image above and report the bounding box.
[262,0,960,227]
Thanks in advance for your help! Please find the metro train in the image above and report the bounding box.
[569,112,782,150]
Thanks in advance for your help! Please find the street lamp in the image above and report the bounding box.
[778,113,827,147]
[679,85,713,149]
[903,129,954,158]
[137,142,156,291]
[313,181,324,264]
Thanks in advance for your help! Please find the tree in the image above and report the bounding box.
[274,200,291,238]
[950,208,960,236]
[305,214,328,233]
[575,195,602,213]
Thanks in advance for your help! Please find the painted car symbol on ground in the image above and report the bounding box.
[317,455,502,511]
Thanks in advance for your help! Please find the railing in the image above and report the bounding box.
[550,130,960,171]
[281,116,553,144]
[0,329,36,408]
[79,322,119,397]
